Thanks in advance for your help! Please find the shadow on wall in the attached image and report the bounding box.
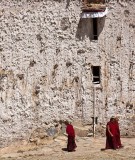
[76,16,106,41]
[66,0,70,8]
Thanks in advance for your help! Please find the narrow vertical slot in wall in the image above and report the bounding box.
[93,18,98,40]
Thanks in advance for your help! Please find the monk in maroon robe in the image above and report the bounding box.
[115,117,123,148]
[65,121,77,152]
[106,116,118,150]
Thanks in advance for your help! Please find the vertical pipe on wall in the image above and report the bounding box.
[93,86,96,137]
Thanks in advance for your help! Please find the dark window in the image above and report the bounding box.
[92,66,100,84]
[93,18,98,40]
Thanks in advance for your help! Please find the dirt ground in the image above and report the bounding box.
[0,136,135,160]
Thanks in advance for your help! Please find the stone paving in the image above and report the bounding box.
[0,136,135,160]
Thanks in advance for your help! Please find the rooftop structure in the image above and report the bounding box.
[82,0,106,12]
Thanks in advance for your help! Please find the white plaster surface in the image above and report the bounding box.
[0,0,135,146]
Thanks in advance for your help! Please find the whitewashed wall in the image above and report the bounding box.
[0,0,135,146]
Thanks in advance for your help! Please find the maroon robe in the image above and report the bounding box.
[106,121,118,149]
[115,121,122,148]
[66,124,77,152]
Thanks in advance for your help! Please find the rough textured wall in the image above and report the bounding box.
[0,0,135,146]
